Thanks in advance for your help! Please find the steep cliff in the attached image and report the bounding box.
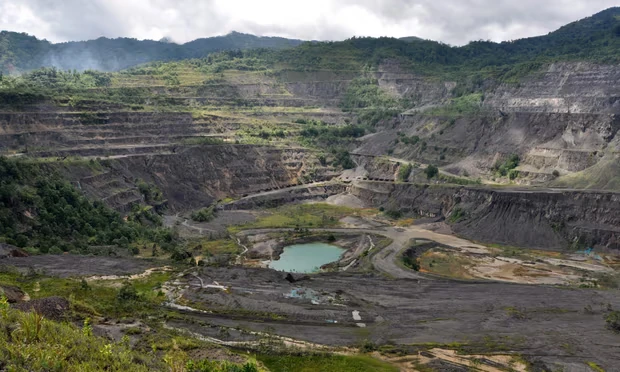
[59,145,334,213]
[349,181,620,250]
[356,62,620,188]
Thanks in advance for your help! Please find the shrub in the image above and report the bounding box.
[403,256,420,271]
[137,180,163,203]
[117,282,139,303]
[398,163,413,182]
[494,154,520,177]
[191,206,216,222]
[552,169,560,177]
[449,207,466,223]
[424,164,439,179]
[359,339,378,353]
[508,169,519,180]
[401,135,420,145]
[385,210,403,219]
[606,311,620,332]
[333,151,355,169]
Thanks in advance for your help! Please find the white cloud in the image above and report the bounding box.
[0,0,617,45]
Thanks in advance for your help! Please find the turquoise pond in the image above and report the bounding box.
[268,243,345,273]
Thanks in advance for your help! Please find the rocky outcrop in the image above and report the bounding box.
[224,183,346,210]
[13,297,70,320]
[0,111,204,156]
[484,62,620,114]
[0,285,28,303]
[0,243,29,258]
[376,60,455,106]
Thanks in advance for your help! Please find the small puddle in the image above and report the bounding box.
[268,243,345,273]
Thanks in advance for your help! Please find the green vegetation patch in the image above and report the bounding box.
[493,154,520,179]
[0,292,260,371]
[257,353,397,372]
[0,268,170,318]
[424,93,484,117]
[191,205,217,222]
[187,238,241,256]
[0,302,162,371]
[605,311,620,332]
[398,163,413,182]
[437,173,481,185]
[419,250,473,279]
[0,157,175,254]
[587,361,606,372]
[234,203,363,231]
[340,77,400,110]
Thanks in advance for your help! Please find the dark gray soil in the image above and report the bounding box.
[0,255,154,277]
[174,267,620,370]
[13,296,70,320]
[164,210,256,238]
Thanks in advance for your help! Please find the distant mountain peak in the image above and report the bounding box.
[158,37,175,44]
[399,36,423,42]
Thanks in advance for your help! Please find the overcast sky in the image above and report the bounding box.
[0,0,617,45]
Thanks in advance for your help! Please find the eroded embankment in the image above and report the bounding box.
[349,181,620,250]
[223,183,347,210]
[52,145,337,212]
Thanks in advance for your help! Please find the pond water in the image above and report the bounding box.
[268,243,345,273]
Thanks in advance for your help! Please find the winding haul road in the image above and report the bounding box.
[237,225,487,280]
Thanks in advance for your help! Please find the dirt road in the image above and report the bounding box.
[238,225,486,280]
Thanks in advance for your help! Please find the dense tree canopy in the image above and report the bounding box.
[0,157,171,254]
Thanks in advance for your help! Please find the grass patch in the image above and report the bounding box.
[418,250,473,279]
[0,269,170,319]
[587,362,606,372]
[0,304,163,371]
[257,354,398,372]
[187,238,241,256]
[232,203,368,231]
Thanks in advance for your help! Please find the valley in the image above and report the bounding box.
[0,7,619,372]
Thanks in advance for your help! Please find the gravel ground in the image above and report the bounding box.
[0,255,155,277]
[176,266,620,370]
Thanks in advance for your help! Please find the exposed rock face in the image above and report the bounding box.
[349,181,620,250]
[224,184,346,210]
[0,111,203,157]
[57,145,336,212]
[13,296,70,320]
[484,62,620,114]
[356,62,620,187]
[0,285,28,303]
[111,145,329,211]
[376,60,455,106]
[0,243,29,258]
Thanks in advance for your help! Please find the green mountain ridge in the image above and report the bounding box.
[0,30,305,73]
[1,7,618,74]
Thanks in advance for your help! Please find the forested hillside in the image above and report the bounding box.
[0,31,304,73]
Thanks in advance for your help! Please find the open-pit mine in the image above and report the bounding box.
[1,8,620,372]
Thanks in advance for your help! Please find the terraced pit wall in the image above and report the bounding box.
[355,62,620,187]
[52,145,335,213]
[349,181,620,250]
